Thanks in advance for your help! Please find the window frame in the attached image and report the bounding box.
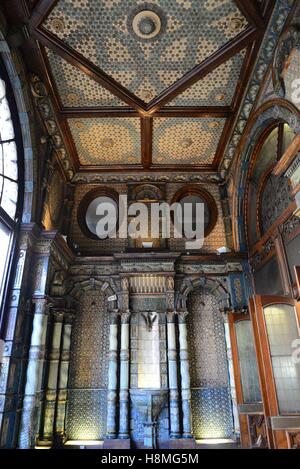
[0,57,24,334]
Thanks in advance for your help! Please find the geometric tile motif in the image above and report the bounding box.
[187,290,229,388]
[68,117,141,165]
[170,50,246,107]
[152,117,226,164]
[43,0,248,102]
[46,48,127,108]
[191,388,233,439]
[130,403,169,444]
[66,389,107,440]
[69,291,110,388]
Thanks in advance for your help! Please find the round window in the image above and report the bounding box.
[78,189,119,239]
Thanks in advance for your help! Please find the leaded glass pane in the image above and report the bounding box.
[2,141,17,180]
[0,220,11,298]
[1,178,18,219]
[264,304,300,414]
[0,93,14,142]
[235,320,262,404]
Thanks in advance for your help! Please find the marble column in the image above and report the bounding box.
[106,310,120,439]
[177,311,193,439]
[40,310,64,443]
[54,311,74,442]
[118,310,131,439]
[167,312,181,439]
[18,299,50,448]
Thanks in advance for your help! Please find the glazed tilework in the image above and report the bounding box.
[130,404,169,444]
[191,388,232,439]
[69,291,109,388]
[170,50,246,107]
[187,290,229,388]
[66,389,107,440]
[68,118,141,165]
[46,48,126,108]
[187,289,233,438]
[152,118,226,164]
[43,0,248,102]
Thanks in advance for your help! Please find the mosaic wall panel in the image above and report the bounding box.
[66,389,107,440]
[46,48,127,108]
[69,291,109,388]
[170,50,246,107]
[68,118,141,165]
[191,388,232,439]
[66,291,109,440]
[43,0,248,102]
[152,118,226,165]
[187,290,229,388]
[187,289,233,439]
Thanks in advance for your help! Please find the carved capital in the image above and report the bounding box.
[177,310,189,323]
[120,310,131,324]
[167,311,176,323]
[110,310,120,325]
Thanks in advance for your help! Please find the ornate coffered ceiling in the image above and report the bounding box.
[5,0,280,177]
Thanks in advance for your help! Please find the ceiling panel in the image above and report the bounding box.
[46,48,127,107]
[152,117,226,165]
[68,117,141,165]
[169,49,247,107]
[43,0,248,102]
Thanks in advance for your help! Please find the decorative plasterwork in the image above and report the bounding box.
[68,117,141,165]
[46,48,127,108]
[170,50,246,107]
[71,171,222,184]
[222,0,295,173]
[152,117,226,164]
[43,0,248,102]
[30,74,75,180]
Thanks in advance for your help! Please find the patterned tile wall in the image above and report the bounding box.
[70,183,227,254]
[66,291,110,440]
[43,0,248,102]
[187,289,233,439]
[46,48,127,108]
[152,118,226,165]
[68,118,141,165]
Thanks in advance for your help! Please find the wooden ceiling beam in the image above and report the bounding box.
[59,106,233,119]
[76,164,218,173]
[145,26,258,113]
[31,27,147,113]
[141,118,153,169]
[234,0,266,30]
[28,0,59,28]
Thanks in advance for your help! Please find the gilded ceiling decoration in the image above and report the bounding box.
[43,0,248,102]
[46,48,127,108]
[169,50,246,107]
[68,118,141,165]
[152,118,226,164]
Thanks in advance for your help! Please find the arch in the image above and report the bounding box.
[68,278,119,311]
[176,276,230,311]
[231,99,300,251]
[0,23,35,223]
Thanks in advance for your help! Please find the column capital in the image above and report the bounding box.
[120,310,131,324]
[51,310,64,323]
[110,310,120,325]
[177,310,189,323]
[167,311,177,323]
[64,310,75,325]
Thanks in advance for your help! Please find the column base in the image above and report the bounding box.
[103,439,131,449]
[168,438,196,449]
